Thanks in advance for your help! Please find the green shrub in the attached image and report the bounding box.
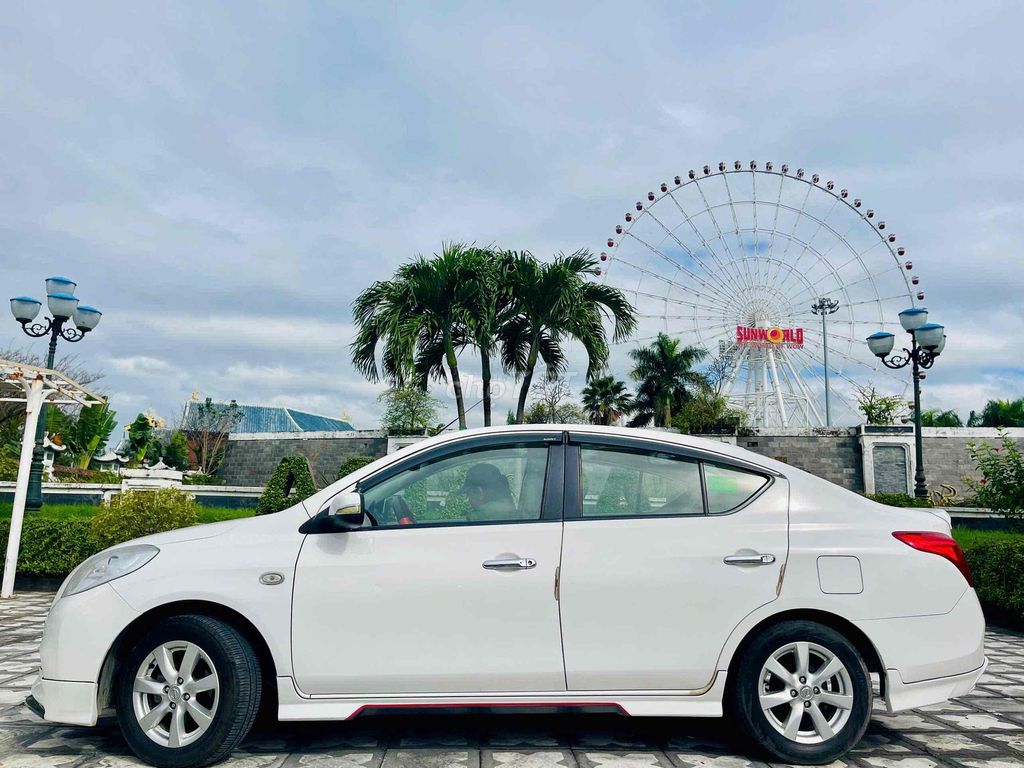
[257,456,316,515]
[52,466,121,484]
[0,517,98,577]
[966,431,1024,524]
[337,454,375,480]
[90,488,200,550]
[865,492,933,508]
[0,451,18,482]
[954,529,1024,628]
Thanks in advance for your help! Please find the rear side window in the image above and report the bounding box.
[704,463,769,513]
[580,446,703,518]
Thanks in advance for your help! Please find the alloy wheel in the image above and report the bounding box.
[757,640,854,744]
[132,640,220,748]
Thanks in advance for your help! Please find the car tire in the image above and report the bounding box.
[115,615,262,768]
[730,620,872,765]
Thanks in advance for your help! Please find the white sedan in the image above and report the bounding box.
[29,425,986,767]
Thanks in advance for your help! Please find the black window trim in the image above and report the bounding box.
[566,432,775,521]
[304,431,565,534]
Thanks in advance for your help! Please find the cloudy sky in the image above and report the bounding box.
[2,1,1021,430]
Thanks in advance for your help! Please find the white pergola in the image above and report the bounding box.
[1,359,103,598]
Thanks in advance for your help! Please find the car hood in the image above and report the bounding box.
[129,518,241,547]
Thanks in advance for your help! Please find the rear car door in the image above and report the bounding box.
[558,434,789,691]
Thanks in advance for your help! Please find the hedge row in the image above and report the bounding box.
[954,529,1024,630]
[0,518,99,578]
[3,514,1023,633]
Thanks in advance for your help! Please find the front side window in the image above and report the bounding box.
[580,445,703,518]
[360,442,549,527]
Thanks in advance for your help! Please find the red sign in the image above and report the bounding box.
[736,325,804,348]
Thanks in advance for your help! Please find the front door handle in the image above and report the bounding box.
[483,557,537,570]
[724,553,776,566]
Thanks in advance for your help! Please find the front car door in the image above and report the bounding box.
[559,434,789,691]
[291,433,566,695]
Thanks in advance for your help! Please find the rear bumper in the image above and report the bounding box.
[854,588,986,686]
[30,675,99,726]
[885,658,988,713]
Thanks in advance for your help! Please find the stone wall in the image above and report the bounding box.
[737,434,864,491]
[218,431,389,487]
[215,426,1023,501]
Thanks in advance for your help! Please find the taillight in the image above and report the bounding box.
[893,531,974,587]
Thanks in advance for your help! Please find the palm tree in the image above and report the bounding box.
[582,375,633,425]
[403,246,513,427]
[919,408,963,428]
[501,250,637,423]
[465,247,514,427]
[968,398,1024,427]
[351,243,483,429]
[628,333,708,427]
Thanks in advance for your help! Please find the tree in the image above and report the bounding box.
[125,413,162,464]
[703,348,737,396]
[352,243,484,429]
[179,397,242,474]
[581,375,633,425]
[628,334,709,427]
[855,386,906,425]
[672,392,747,434]
[162,431,191,471]
[379,386,442,435]
[71,401,117,468]
[965,431,1024,523]
[523,376,585,423]
[918,408,963,428]
[500,250,636,423]
[967,398,1024,428]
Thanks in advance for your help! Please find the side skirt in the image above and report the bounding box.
[276,674,727,721]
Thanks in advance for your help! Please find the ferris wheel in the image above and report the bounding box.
[599,161,921,428]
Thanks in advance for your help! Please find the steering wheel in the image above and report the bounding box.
[382,496,416,526]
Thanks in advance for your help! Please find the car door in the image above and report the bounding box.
[291,434,566,695]
[559,434,789,691]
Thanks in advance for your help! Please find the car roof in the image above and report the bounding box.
[418,424,787,475]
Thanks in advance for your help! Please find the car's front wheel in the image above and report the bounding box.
[115,615,262,768]
[731,620,872,765]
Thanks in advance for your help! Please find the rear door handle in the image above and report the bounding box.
[724,553,776,566]
[483,558,537,570]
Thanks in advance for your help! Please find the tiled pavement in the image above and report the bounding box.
[2,592,1023,768]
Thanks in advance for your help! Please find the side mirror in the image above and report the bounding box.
[327,491,365,529]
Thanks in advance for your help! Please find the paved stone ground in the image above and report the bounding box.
[2,592,1022,768]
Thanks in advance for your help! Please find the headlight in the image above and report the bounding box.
[62,545,159,597]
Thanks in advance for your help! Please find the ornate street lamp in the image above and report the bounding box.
[9,277,102,511]
[866,307,946,499]
[811,297,840,426]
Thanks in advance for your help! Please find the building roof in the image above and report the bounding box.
[192,402,354,434]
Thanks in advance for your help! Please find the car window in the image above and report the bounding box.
[704,462,769,513]
[580,445,703,518]
[360,442,549,527]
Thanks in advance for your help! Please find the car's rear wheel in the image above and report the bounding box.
[115,615,262,768]
[731,620,872,765]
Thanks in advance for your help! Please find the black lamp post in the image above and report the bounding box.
[9,278,102,511]
[866,308,946,500]
[811,297,840,426]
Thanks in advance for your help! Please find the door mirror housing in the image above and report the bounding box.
[327,491,365,529]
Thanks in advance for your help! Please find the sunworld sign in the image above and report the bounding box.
[736,325,804,348]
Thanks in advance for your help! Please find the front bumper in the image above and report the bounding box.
[29,676,99,726]
[31,581,140,726]
[885,657,988,712]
